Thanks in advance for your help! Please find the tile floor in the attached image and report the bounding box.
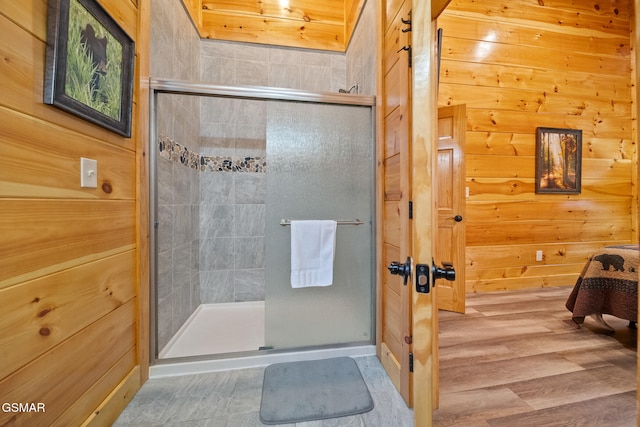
[114,355,413,426]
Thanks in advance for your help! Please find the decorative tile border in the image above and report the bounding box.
[201,155,266,173]
[158,135,199,169]
[159,134,265,172]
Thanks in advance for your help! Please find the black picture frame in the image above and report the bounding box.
[535,127,582,194]
[44,0,134,137]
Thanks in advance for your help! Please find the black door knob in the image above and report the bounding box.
[454,215,463,222]
[388,257,412,286]
[432,259,456,282]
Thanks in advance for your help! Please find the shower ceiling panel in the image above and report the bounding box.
[180,0,366,51]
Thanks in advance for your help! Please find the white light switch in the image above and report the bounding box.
[81,157,98,188]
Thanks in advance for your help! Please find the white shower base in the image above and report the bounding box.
[159,301,265,359]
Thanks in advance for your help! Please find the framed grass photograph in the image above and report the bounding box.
[535,127,582,194]
[44,0,134,137]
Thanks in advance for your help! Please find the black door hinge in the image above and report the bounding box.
[408,201,413,219]
[409,352,414,372]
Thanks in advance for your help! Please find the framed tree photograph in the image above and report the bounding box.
[535,127,582,194]
[44,0,135,137]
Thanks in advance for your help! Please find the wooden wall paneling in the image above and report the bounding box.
[465,154,532,178]
[0,106,136,200]
[382,245,402,360]
[583,137,636,160]
[432,0,452,19]
[199,0,346,50]
[0,251,136,380]
[0,301,136,426]
[385,107,405,156]
[78,366,141,427]
[468,272,587,292]
[191,0,371,51]
[384,200,402,247]
[0,2,47,40]
[0,1,48,40]
[466,155,632,180]
[439,84,633,117]
[1,0,146,422]
[466,263,587,285]
[464,132,536,156]
[200,10,345,51]
[466,219,631,245]
[182,0,202,28]
[463,131,634,160]
[440,57,631,99]
[444,0,631,30]
[52,353,138,427]
[437,13,631,57]
[442,37,630,75]
[466,200,632,222]
[438,0,634,292]
[0,14,134,151]
[382,5,403,75]
[465,109,630,137]
[439,60,632,100]
[345,0,366,45]
[98,0,138,40]
[382,255,403,357]
[384,154,402,199]
[0,200,135,288]
[466,241,624,268]
[202,0,345,22]
[468,178,632,200]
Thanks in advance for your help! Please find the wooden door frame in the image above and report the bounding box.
[409,1,439,424]
[633,0,640,416]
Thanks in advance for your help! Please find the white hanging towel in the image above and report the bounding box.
[290,220,337,288]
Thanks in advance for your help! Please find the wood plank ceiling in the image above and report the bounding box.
[181,0,365,51]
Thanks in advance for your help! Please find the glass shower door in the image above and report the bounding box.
[264,101,374,350]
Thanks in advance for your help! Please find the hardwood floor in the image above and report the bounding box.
[434,286,637,427]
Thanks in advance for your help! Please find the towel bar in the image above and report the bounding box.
[280,219,363,226]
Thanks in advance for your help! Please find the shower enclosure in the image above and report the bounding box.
[150,79,376,366]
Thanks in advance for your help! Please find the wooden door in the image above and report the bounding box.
[436,104,466,313]
[378,0,445,424]
[377,0,413,406]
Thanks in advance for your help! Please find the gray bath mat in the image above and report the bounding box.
[259,357,374,424]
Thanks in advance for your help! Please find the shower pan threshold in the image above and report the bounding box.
[160,301,265,359]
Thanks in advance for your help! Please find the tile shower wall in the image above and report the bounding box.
[197,39,352,304]
[152,0,201,351]
[346,0,377,95]
[199,96,268,304]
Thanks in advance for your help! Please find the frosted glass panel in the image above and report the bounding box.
[265,101,373,349]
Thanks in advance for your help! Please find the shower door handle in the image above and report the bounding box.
[388,257,412,286]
